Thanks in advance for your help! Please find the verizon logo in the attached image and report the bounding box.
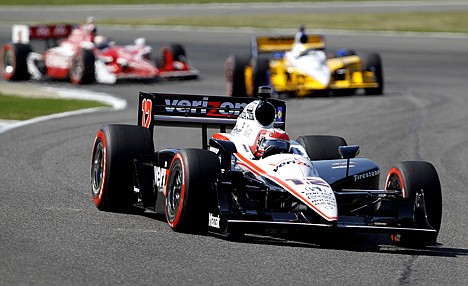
[164,98,247,117]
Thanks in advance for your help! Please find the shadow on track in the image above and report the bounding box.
[141,210,467,258]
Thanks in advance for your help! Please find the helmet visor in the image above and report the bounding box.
[262,139,290,151]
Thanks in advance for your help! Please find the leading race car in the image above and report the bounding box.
[226,26,383,97]
[90,86,441,247]
[0,20,199,84]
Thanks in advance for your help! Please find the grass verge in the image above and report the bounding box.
[0,0,349,5]
[99,10,468,34]
[0,93,107,120]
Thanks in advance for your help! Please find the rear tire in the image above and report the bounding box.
[157,43,187,68]
[362,53,384,95]
[165,149,220,233]
[296,135,348,160]
[70,48,95,84]
[225,54,250,97]
[0,43,31,81]
[252,58,270,96]
[385,161,442,247]
[91,124,154,211]
[167,44,186,61]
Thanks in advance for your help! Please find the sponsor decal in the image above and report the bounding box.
[30,25,73,39]
[36,25,51,37]
[258,36,295,45]
[154,166,167,189]
[209,146,219,154]
[354,170,380,182]
[272,157,312,172]
[273,159,295,172]
[164,97,247,118]
[286,177,329,187]
[52,25,68,37]
[231,122,245,135]
[276,107,283,122]
[331,161,356,169]
[208,213,220,228]
[238,104,255,120]
[243,127,253,137]
[141,98,152,128]
[299,186,336,209]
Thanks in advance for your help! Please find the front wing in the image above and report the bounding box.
[224,220,437,236]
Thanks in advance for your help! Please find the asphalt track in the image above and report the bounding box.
[1,5,468,286]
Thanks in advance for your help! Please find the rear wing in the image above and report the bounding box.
[138,91,286,148]
[252,35,326,55]
[12,24,76,44]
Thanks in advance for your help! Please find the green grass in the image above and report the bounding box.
[99,10,468,34]
[0,0,360,5]
[1,0,467,34]
[0,93,107,120]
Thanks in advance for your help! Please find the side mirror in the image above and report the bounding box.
[338,145,360,159]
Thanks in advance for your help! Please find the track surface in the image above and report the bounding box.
[1,6,468,285]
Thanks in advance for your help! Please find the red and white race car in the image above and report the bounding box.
[0,21,199,84]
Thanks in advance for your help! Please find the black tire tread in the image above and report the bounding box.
[1,43,31,81]
[387,161,442,247]
[225,54,250,97]
[92,124,154,211]
[362,52,384,95]
[167,148,220,233]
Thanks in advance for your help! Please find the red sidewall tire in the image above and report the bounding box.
[164,149,220,233]
[91,130,108,208]
[1,44,15,80]
[385,167,406,198]
[1,43,30,81]
[385,161,442,247]
[90,124,154,212]
[165,153,186,229]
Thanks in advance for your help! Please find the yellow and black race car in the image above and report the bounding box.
[225,28,383,97]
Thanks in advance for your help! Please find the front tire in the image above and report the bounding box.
[165,149,220,233]
[157,43,187,68]
[225,54,250,97]
[91,124,154,211]
[385,161,442,247]
[362,53,384,95]
[296,135,348,160]
[251,58,270,96]
[70,49,95,84]
[0,43,31,81]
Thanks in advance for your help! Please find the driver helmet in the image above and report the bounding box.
[296,24,308,44]
[83,16,97,42]
[84,16,96,34]
[94,35,108,49]
[253,128,290,159]
[135,37,146,47]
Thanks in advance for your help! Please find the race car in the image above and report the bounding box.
[90,86,441,247]
[225,26,383,97]
[0,21,199,84]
